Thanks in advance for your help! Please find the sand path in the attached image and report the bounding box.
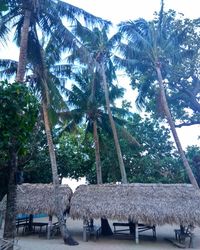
[1,218,200,249]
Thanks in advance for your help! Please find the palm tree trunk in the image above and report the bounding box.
[42,102,78,245]
[93,120,103,184]
[4,8,32,249]
[3,149,17,250]
[93,118,112,235]
[16,10,31,82]
[155,64,199,189]
[100,64,127,184]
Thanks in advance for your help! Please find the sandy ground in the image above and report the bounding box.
[1,217,200,250]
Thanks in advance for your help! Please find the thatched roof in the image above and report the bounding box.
[70,183,200,226]
[0,183,72,216]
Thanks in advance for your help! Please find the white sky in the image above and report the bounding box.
[66,0,200,23]
[0,0,199,148]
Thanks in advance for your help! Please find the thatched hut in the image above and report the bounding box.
[70,183,200,226]
[0,184,73,238]
[0,183,72,216]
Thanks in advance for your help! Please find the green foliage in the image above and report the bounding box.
[0,0,8,12]
[186,146,200,186]
[0,80,39,198]
[0,81,39,153]
[20,112,193,185]
[98,113,187,184]
[57,130,94,179]
[23,127,94,183]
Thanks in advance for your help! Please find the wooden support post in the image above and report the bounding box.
[135,222,139,244]
[0,212,3,229]
[83,218,88,242]
[47,215,52,240]
[28,214,33,232]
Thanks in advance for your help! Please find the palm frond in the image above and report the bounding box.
[47,74,68,111]
[135,83,150,111]
[72,21,98,48]
[0,21,9,45]
[50,64,72,79]
[106,32,122,50]
[111,106,132,118]
[117,125,140,147]
[56,0,111,28]
[0,59,17,78]
[113,55,139,71]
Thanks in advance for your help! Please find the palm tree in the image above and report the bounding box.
[58,68,127,184]
[0,52,79,245]
[118,1,198,188]
[23,37,78,245]
[66,70,104,184]
[1,0,110,82]
[69,25,128,184]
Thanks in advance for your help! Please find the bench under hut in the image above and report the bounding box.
[69,183,200,244]
[1,183,72,238]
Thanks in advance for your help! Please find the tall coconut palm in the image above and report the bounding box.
[0,54,78,245]
[34,57,78,245]
[0,0,110,82]
[118,1,198,188]
[65,70,104,184]
[69,25,128,184]
[58,68,127,184]
[30,38,80,243]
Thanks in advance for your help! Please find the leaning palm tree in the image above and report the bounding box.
[34,50,79,245]
[0,52,78,245]
[69,25,128,184]
[118,1,198,188]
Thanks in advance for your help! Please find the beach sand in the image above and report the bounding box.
[1,217,200,250]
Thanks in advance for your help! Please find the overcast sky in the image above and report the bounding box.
[66,0,200,23]
[0,0,199,148]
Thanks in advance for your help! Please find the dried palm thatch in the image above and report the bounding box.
[0,183,72,216]
[70,183,200,226]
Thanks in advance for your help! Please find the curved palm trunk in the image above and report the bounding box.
[155,64,199,189]
[42,101,78,245]
[16,10,31,82]
[93,120,103,184]
[3,149,17,250]
[3,8,31,248]
[100,64,127,184]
